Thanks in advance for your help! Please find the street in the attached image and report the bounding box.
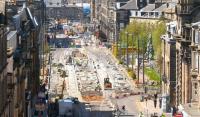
[46,36,148,117]
[44,19,168,117]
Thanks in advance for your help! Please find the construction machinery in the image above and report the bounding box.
[104,77,112,90]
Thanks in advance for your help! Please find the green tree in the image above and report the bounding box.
[119,20,166,60]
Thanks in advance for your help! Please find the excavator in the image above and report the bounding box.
[104,77,112,90]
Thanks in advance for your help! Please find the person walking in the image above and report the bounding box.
[154,98,157,108]
[122,105,126,111]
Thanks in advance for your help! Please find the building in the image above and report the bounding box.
[174,0,193,108]
[6,30,17,117]
[0,24,10,117]
[4,0,43,116]
[97,0,118,44]
[159,0,178,113]
[0,0,10,116]
[161,21,177,112]
[129,0,173,23]
[118,0,138,29]
[165,0,200,116]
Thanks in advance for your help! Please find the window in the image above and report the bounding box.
[120,3,126,7]
[195,30,199,44]
[193,52,199,70]
[198,31,200,44]
[194,83,198,89]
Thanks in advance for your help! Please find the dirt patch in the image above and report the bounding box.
[82,95,103,102]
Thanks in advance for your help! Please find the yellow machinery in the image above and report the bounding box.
[104,78,112,90]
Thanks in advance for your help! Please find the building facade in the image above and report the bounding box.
[0,26,9,117]
[0,0,10,116]
[175,0,195,107]
[3,0,43,116]
[161,21,177,112]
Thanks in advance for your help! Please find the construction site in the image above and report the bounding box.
[73,49,103,102]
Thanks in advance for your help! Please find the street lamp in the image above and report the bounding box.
[137,36,140,83]
[118,30,122,60]
[131,33,134,73]
[142,38,145,85]
[125,32,128,68]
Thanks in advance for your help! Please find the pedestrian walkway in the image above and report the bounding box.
[136,98,162,115]
[136,98,172,117]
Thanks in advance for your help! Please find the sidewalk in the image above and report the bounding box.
[136,98,162,116]
[136,98,172,117]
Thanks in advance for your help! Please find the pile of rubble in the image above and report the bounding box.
[77,71,103,101]
[73,50,103,101]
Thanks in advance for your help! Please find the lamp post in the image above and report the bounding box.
[118,30,122,60]
[137,36,140,83]
[142,38,145,84]
[123,32,126,65]
[131,33,134,73]
[125,32,128,68]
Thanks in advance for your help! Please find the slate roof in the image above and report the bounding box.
[140,4,155,12]
[153,4,167,12]
[120,0,138,10]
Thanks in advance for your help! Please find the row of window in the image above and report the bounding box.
[0,27,7,71]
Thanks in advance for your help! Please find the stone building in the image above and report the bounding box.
[4,0,43,116]
[6,30,17,117]
[176,0,199,113]
[168,0,200,116]
[160,0,178,113]
[161,21,177,112]
[0,0,10,116]
[160,0,200,115]
[0,22,10,117]
[97,0,118,44]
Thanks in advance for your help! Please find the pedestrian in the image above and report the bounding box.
[159,97,162,108]
[122,105,125,111]
[154,98,157,108]
[154,93,158,99]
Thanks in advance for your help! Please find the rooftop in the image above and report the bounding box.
[120,0,138,10]
[140,4,155,12]
[153,4,167,12]
[7,30,17,41]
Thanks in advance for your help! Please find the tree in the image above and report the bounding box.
[119,20,166,63]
